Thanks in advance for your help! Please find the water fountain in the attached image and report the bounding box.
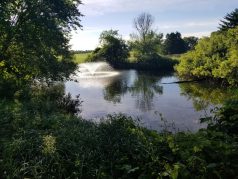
[74,62,120,79]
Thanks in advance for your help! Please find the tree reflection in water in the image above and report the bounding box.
[103,78,128,103]
[103,71,165,112]
[179,82,238,111]
[129,72,163,112]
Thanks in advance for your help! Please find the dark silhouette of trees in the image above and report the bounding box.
[162,32,187,55]
[219,8,238,31]
[183,36,199,51]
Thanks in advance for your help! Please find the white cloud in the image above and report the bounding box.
[182,31,211,38]
[158,19,219,30]
[70,30,100,50]
[80,0,237,16]
[80,0,194,16]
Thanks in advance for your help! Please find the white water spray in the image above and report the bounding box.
[74,62,120,79]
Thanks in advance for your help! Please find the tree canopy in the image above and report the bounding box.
[0,0,82,83]
[176,27,238,85]
[219,8,238,31]
[133,13,155,42]
[88,30,129,64]
[130,13,163,61]
[183,36,199,51]
[162,32,187,55]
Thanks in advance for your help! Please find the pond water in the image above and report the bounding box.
[65,64,236,132]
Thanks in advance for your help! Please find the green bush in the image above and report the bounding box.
[176,27,238,85]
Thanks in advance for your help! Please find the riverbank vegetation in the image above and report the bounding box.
[176,9,238,86]
[1,84,238,178]
[1,1,238,178]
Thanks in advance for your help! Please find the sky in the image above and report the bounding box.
[70,0,238,50]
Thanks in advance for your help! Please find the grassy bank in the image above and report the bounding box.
[73,52,91,64]
[0,84,238,178]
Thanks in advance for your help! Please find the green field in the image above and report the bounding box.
[73,52,91,64]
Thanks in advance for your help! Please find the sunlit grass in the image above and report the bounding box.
[161,54,182,61]
[73,52,91,64]
[128,51,137,62]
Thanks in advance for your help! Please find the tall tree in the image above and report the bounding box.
[97,30,129,64]
[133,12,154,42]
[162,32,187,55]
[130,13,163,60]
[219,8,238,31]
[0,0,82,83]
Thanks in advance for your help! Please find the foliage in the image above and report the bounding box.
[0,0,82,83]
[176,27,238,85]
[133,12,155,42]
[88,30,129,64]
[130,13,163,61]
[219,8,238,31]
[203,100,238,136]
[162,32,187,55]
[130,31,163,61]
[1,84,238,178]
[183,36,199,51]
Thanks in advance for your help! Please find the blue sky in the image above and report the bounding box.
[70,0,238,50]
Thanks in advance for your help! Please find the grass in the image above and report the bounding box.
[128,51,137,62]
[162,54,183,61]
[73,52,91,64]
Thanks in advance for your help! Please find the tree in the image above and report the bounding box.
[183,36,199,51]
[162,32,187,55]
[133,12,154,42]
[130,13,163,60]
[219,8,238,31]
[0,0,82,83]
[176,27,238,85]
[91,30,129,64]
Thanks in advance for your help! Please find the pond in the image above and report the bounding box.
[65,63,237,132]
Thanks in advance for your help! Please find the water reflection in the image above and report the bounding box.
[103,78,128,103]
[65,70,235,131]
[103,71,164,111]
[179,82,238,111]
[129,72,163,112]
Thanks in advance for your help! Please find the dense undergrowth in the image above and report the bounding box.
[0,84,238,178]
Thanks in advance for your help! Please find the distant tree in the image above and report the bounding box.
[219,8,238,31]
[130,13,163,60]
[183,36,199,51]
[133,13,155,42]
[0,0,82,83]
[93,30,129,64]
[162,32,187,55]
